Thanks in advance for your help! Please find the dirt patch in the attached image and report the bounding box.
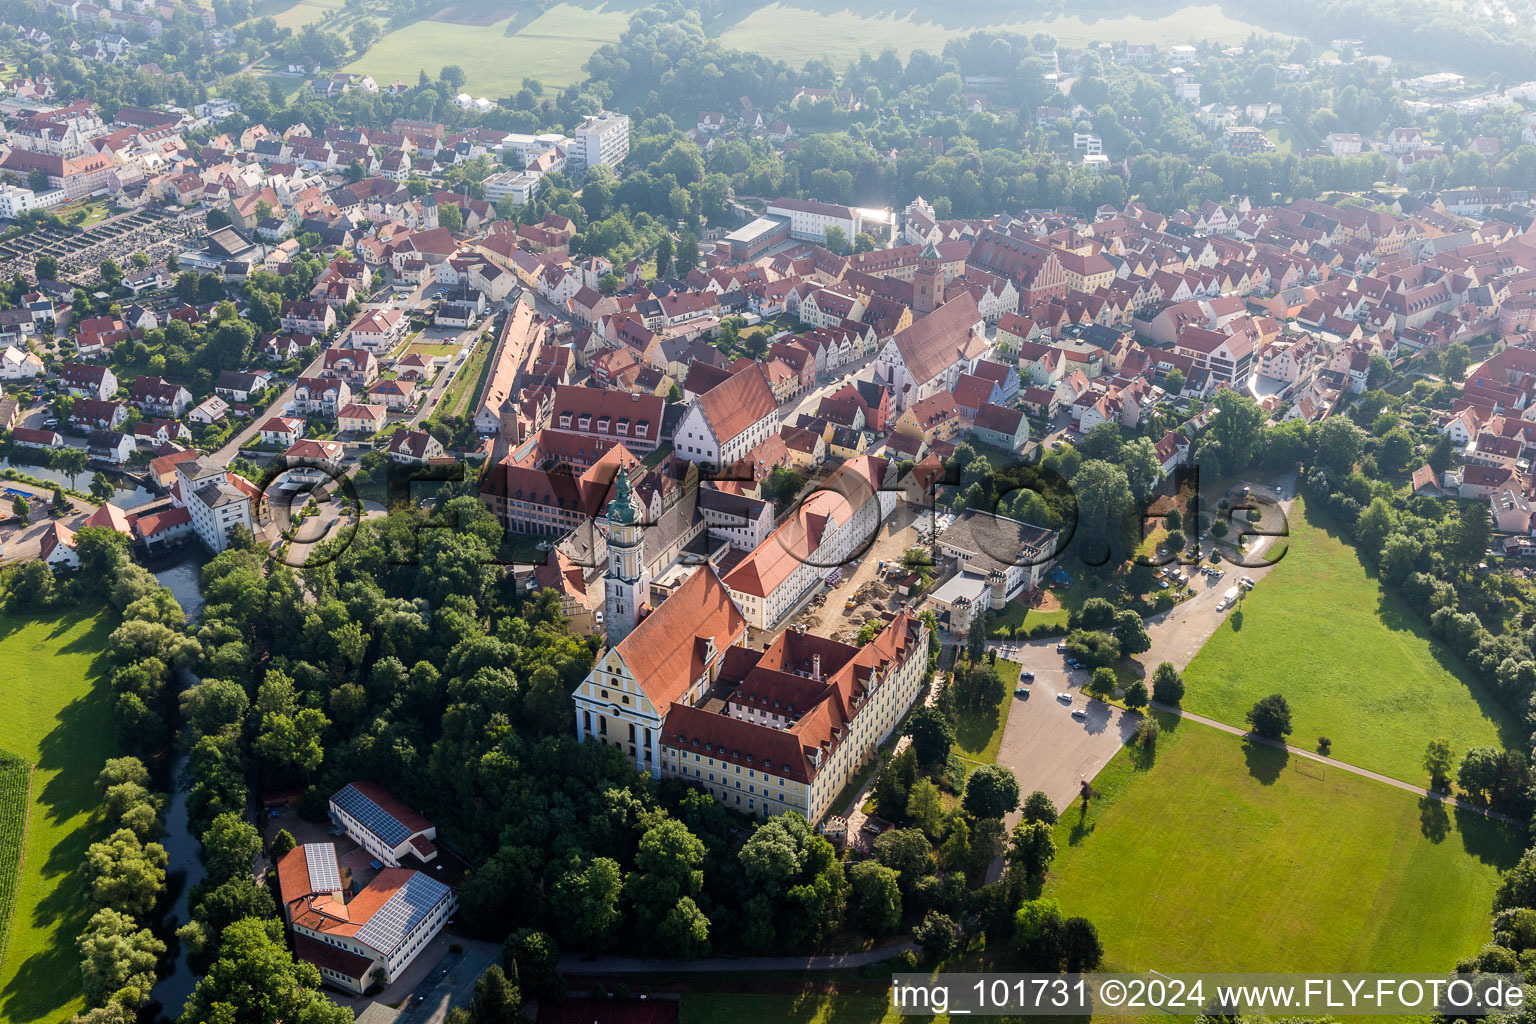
[427,3,506,25]
[1035,589,1064,612]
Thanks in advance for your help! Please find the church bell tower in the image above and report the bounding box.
[913,240,943,316]
[605,469,648,647]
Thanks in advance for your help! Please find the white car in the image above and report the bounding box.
[1071,708,1088,720]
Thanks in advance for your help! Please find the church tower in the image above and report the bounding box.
[913,240,942,316]
[605,469,649,647]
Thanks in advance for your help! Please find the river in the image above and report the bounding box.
[0,458,159,509]
[149,557,207,1017]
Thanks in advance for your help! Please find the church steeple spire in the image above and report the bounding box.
[604,465,649,647]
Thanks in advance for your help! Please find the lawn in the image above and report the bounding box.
[712,2,1289,66]
[435,334,493,422]
[344,0,641,94]
[1181,496,1520,782]
[0,605,119,1024]
[406,342,461,359]
[954,658,1021,764]
[1264,125,1304,154]
[1045,715,1523,973]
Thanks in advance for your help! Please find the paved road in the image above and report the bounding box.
[557,941,914,975]
[1150,701,1520,825]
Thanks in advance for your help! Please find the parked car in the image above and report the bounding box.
[1014,686,1030,699]
[1056,642,1067,653]
[1071,708,1088,720]
[1021,671,1035,680]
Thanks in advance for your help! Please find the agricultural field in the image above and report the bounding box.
[1045,715,1522,973]
[0,751,28,970]
[1181,497,1520,782]
[0,606,119,1024]
[344,1,640,94]
[248,0,346,31]
[711,2,1289,66]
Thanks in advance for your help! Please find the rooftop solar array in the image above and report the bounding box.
[354,872,452,955]
[304,843,341,892]
[333,784,411,847]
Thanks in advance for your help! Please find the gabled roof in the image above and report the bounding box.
[613,564,745,709]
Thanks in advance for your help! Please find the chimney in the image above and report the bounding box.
[812,653,822,681]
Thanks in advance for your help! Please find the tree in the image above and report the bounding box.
[438,202,464,233]
[1205,389,1264,474]
[349,18,378,53]
[625,818,705,928]
[1087,666,1118,699]
[1245,693,1292,740]
[469,965,521,1024]
[1111,609,1151,656]
[1061,916,1104,971]
[1123,680,1149,710]
[90,472,114,504]
[1162,367,1185,394]
[1424,738,1455,790]
[1008,820,1056,880]
[653,234,673,279]
[1151,662,1184,705]
[905,778,943,838]
[658,896,711,959]
[503,930,561,1001]
[962,763,1021,820]
[77,908,164,1008]
[184,914,351,1024]
[271,829,297,860]
[908,705,954,766]
[1071,460,1134,561]
[1022,790,1058,825]
[554,856,623,947]
[82,829,167,917]
[1312,416,1364,475]
[202,812,261,886]
[1442,342,1473,382]
[913,910,960,963]
[674,233,700,275]
[35,255,58,280]
[439,65,467,91]
[823,226,850,255]
[873,827,932,890]
[847,860,902,935]
[11,494,29,522]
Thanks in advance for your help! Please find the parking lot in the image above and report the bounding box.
[988,636,1142,832]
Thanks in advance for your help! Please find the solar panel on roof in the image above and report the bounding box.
[333,784,412,847]
[354,873,451,955]
[304,843,341,892]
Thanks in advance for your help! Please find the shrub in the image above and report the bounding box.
[1135,716,1161,748]
[1317,736,1331,754]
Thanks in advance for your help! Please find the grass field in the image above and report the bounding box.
[435,333,493,422]
[0,606,119,1024]
[1045,714,1522,973]
[712,2,1288,66]
[954,658,1022,764]
[345,0,640,94]
[1181,497,1520,782]
[248,0,345,31]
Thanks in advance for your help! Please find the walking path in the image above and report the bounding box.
[557,941,914,975]
[1149,701,1520,824]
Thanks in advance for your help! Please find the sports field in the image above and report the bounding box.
[1181,497,1519,783]
[1045,716,1522,972]
[0,606,119,1024]
[713,3,1287,66]
[345,1,640,93]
